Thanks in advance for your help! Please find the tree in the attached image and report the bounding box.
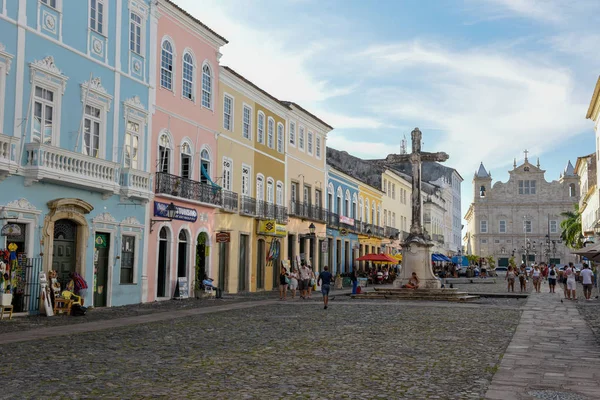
[560,203,582,249]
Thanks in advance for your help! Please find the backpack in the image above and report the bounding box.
[549,268,555,276]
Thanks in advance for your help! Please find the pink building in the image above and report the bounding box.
[146,0,227,301]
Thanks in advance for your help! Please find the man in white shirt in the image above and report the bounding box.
[299,261,311,299]
[580,264,595,301]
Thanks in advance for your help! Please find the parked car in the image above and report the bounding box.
[495,267,508,275]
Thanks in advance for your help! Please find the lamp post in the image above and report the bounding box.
[521,239,536,265]
[150,202,177,233]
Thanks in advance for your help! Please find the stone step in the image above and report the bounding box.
[351,293,480,302]
[372,289,470,297]
[374,288,462,293]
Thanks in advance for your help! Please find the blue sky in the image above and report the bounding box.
[179,0,600,225]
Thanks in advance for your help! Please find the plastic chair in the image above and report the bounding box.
[61,290,82,306]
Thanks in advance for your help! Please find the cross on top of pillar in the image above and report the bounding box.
[524,149,529,162]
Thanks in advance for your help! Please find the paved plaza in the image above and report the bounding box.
[0,280,599,399]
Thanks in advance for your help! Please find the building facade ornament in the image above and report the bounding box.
[121,216,142,225]
[93,212,117,224]
[5,198,37,211]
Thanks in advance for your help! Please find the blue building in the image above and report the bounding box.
[0,0,154,308]
[326,166,360,274]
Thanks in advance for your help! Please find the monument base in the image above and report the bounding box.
[394,236,440,290]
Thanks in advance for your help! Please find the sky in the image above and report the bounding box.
[176,0,600,228]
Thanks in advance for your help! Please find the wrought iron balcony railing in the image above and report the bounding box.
[155,172,222,207]
[288,200,327,222]
[240,196,257,217]
[221,189,239,213]
[384,226,400,239]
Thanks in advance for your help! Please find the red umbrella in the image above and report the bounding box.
[355,253,397,263]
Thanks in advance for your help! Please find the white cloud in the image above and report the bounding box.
[326,134,394,159]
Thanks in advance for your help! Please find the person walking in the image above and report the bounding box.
[565,263,577,301]
[318,266,333,309]
[518,265,527,293]
[289,268,299,299]
[532,265,541,293]
[580,263,595,301]
[548,264,557,293]
[299,261,311,299]
[351,269,358,294]
[279,266,289,300]
[307,264,315,299]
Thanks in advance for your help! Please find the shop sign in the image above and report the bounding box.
[154,201,198,222]
[216,232,230,243]
[1,224,21,237]
[321,241,328,253]
[257,220,287,237]
[339,215,355,226]
[339,228,348,236]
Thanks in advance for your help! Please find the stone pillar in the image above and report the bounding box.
[395,239,440,289]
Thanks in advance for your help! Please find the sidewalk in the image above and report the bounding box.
[485,292,600,399]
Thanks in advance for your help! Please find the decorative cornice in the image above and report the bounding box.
[93,212,117,224]
[121,216,142,225]
[5,198,37,211]
[29,56,68,93]
[123,95,148,114]
[31,56,62,75]
[82,77,107,94]
[0,41,14,75]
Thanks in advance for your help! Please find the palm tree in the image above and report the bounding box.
[560,203,582,249]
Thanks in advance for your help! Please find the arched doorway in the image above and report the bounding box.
[177,230,188,279]
[256,239,265,290]
[196,232,208,286]
[157,227,170,298]
[52,219,77,287]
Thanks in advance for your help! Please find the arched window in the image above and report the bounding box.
[336,187,343,215]
[345,190,351,217]
[358,197,363,221]
[256,175,264,201]
[201,64,212,108]
[200,148,210,184]
[158,133,172,173]
[182,52,194,100]
[267,178,274,203]
[327,183,334,211]
[180,141,192,179]
[160,40,174,90]
[352,193,357,219]
[371,204,376,225]
[364,199,369,223]
[257,112,265,144]
[276,181,283,205]
[179,230,188,242]
[569,183,576,197]
[267,117,275,148]
[277,123,284,153]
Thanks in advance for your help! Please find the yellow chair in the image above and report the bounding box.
[61,291,82,307]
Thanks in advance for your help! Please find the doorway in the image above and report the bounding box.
[52,219,77,287]
[196,232,208,287]
[219,242,229,291]
[255,237,263,290]
[345,241,350,272]
[94,232,110,307]
[157,227,169,298]
[177,230,188,278]
[336,239,342,274]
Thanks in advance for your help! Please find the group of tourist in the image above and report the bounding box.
[505,262,597,300]
[279,262,334,309]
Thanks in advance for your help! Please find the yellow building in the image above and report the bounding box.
[281,102,332,273]
[214,67,288,293]
[357,183,385,269]
[380,168,412,254]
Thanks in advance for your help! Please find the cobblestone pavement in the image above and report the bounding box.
[0,301,520,399]
[485,291,600,400]
[452,278,533,294]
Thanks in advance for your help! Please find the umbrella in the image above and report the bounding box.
[571,242,600,261]
[355,253,397,263]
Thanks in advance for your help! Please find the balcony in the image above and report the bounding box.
[384,226,400,239]
[240,196,258,217]
[120,167,152,202]
[238,196,287,223]
[288,200,327,222]
[221,189,239,213]
[0,134,19,180]
[432,234,445,243]
[24,143,120,196]
[155,172,222,207]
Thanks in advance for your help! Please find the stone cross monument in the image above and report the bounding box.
[380,127,449,289]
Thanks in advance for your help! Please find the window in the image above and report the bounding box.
[523,220,532,233]
[267,117,274,148]
[256,175,264,202]
[124,120,140,169]
[499,220,506,233]
[129,12,142,55]
[276,182,283,205]
[201,64,212,108]
[41,0,57,8]
[90,0,104,35]
[257,112,265,144]
[158,133,171,173]
[298,126,304,150]
[352,196,357,218]
[121,235,135,284]
[267,178,275,203]
[384,209,388,226]
[277,123,284,153]
[83,105,101,157]
[315,189,322,208]
[550,220,558,234]
[392,184,396,200]
[200,149,210,184]
[223,95,233,131]
[480,220,488,233]
[182,53,194,100]
[242,105,252,140]
[289,122,296,146]
[241,165,251,196]
[180,142,192,179]
[392,212,396,227]
[160,40,174,90]
[307,131,313,154]
[316,135,321,158]
[345,191,350,217]
[222,158,232,191]
[304,185,311,205]
[291,182,298,202]
[32,86,55,145]
[518,180,536,195]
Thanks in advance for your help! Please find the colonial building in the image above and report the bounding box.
[464,153,579,266]
[147,0,228,301]
[381,169,408,256]
[585,76,600,240]
[0,0,154,307]
[283,101,332,274]
[575,153,597,243]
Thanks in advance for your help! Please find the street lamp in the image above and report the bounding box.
[521,239,536,265]
[150,202,177,233]
[309,222,316,236]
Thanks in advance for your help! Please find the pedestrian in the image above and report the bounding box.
[565,263,577,301]
[307,264,315,299]
[299,261,310,299]
[67,271,88,306]
[548,264,557,293]
[518,265,527,292]
[318,266,333,310]
[351,269,358,294]
[532,265,541,293]
[558,267,567,298]
[542,264,549,282]
[580,263,594,301]
[506,266,516,293]
[279,266,289,300]
[289,267,299,299]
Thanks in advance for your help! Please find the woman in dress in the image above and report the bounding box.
[279,266,289,300]
[288,267,299,299]
[506,266,516,293]
[531,265,542,293]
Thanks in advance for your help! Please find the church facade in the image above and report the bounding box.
[464,154,579,267]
